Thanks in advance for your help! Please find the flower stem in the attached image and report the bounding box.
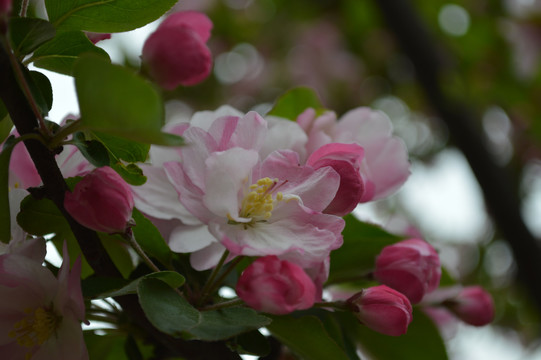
[312,300,348,311]
[20,0,31,17]
[48,119,83,149]
[124,229,161,274]
[204,256,244,298]
[197,250,230,306]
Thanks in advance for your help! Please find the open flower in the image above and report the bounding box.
[0,245,87,359]
[296,107,410,202]
[236,256,317,314]
[163,111,344,268]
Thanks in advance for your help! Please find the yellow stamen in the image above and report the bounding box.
[234,177,285,226]
[9,306,61,353]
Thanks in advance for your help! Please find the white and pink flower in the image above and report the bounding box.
[164,111,345,268]
[0,245,88,359]
[294,107,410,202]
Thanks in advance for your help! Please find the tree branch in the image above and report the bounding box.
[0,43,240,359]
[374,0,541,317]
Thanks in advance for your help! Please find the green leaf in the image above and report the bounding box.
[84,332,129,360]
[92,131,150,163]
[266,315,350,360]
[72,132,111,168]
[31,31,110,76]
[17,195,94,277]
[267,87,325,120]
[9,17,56,58]
[74,55,184,146]
[25,70,53,116]
[97,271,185,298]
[329,215,403,284]
[98,233,134,279]
[111,162,146,186]
[46,0,178,32]
[137,278,201,336]
[233,330,270,356]
[131,208,172,268]
[187,307,271,341]
[0,136,24,243]
[0,111,13,144]
[340,309,449,360]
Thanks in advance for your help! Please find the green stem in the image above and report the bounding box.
[202,256,245,304]
[200,298,244,311]
[312,300,348,311]
[20,0,30,17]
[197,250,230,305]
[49,119,83,149]
[124,229,161,273]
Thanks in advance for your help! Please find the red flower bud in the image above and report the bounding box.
[374,238,441,303]
[64,166,134,234]
[236,256,316,315]
[306,143,365,216]
[447,286,494,326]
[86,32,111,44]
[347,285,413,336]
[0,0,11,15]
[142,11,212,90]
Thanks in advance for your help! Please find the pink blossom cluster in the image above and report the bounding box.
[131,104,410,316]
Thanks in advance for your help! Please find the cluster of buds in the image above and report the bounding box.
[341,238,494,336]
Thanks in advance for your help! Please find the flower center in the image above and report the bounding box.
[9,306,61,351]
[229,177,285,227]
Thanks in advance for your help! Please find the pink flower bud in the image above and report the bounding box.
[306,143,365,216]
[86,32,111,44]
[0,0,11,15]
[142,11,212,90]
[236,256,317,315]
[347,285,413,336]
[374,238,441,303]
[64,166,134,234]
[447,286,494,326]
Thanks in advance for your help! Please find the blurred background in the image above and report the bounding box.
[36,0,541,358]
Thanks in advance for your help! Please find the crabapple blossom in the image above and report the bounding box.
[374,238,441,303]
[0,244,87,359]
[164,112,345,268]
[296,107,410,202]
[236,256,317,314]
[7,131,93,190]
[142,11,212,89]
[347,285,413,336]
[64,166,134,234]
[446,286,495,326]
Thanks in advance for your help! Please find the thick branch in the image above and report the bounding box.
[374,0,541,316]
[0,44,240,359]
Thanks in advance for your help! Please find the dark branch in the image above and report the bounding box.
[374,0,541,317]
[0,43,240,359]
